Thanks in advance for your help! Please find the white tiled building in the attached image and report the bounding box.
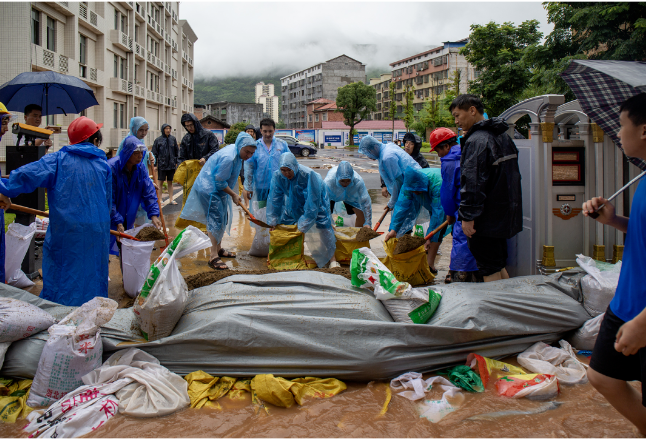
[0,1,197,164]
[255,81,278,122]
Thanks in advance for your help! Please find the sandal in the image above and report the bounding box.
[218,248,236,258]
[429,266,438,276]
[445,273,452,284]
[208,257,228,271]
[170,200,178,205]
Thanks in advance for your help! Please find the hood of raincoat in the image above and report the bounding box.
[442,144,461,163]
[402,167,429,193]
[358,136,382,160]
[336,161,354,184]
[129,116,148,138]
[465,117,509,140]
[161,123,171,137]
[235,132,256,155]
[279,152,299,178]
[181,113,205,136]
[116,135,146,171]
[59,141,108,160]
[403,133,423,156]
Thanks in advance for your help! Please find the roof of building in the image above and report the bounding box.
[321,120,406,130]
[307,98,334,105]
[200,115,230,128]
[389,39,468,66]
[281,54,365,81]
[179,20,198,42]
[313,103,337,112]
[325,54,365,66]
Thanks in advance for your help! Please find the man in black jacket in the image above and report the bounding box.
[449,94,522,282]
[178,113,219,166]
[152,123,179,204]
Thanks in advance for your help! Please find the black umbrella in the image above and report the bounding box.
[561,60,646,170]
[0,71,98,116]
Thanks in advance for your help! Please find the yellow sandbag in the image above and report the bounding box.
[334,227,370,264]
[250,374,347,408]
[381,238,435,286]
[0,379,33,423]
[184,371,237,409]
[268,225,311,270]
[173,159,206,231]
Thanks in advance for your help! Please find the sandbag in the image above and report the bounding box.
[27,298,118,407]
[517,340,587,385]
[0,378,34,423]
[576,255,620,316]
[350,248,441,324]
[249,207,270,257]
[121,224,155,298]
[334,227,370,264]
[134,226,211,341]
[4,222,37,288]
[0,341,10,370]
[381,237,434,286]
[332,202,356,228]
[25,348,190,438]
[568,313,604,351]
[0,298,55,343]
[267,225,315,270]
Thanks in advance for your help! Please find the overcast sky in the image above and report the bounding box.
[180,2,554,80]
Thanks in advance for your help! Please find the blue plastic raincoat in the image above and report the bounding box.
[323,161,372,227]
[0,142,112,306]
[243,136,290,214]
[390,167,451,241]
[108,136,160,255]
[440,144,478,272]
[180,132,256,242]
[117,117,152,169]
[267,152,336,267]
[358,136,421,209]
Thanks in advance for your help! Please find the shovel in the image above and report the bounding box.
[239,203,272,228]
[424,220,450,241]
[8,203,141,241]
[588,170,646,219]
[155,182,170,249]
[373,207,391,232]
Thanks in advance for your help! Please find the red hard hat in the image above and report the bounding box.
[429,127,457,151]
[68,116,103,145]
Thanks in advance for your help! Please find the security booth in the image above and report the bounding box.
[499,95,637,277]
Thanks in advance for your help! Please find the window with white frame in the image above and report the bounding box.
[46,17,56,51]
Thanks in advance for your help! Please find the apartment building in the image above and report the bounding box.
[0,1,197,162]
[255,82,278,122]
[389,39,477,114]
[281,55,366,129]
[367,73,392,121]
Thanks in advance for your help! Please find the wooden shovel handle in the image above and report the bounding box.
[424,220,450,241]
[11,203,140,241]
[373,208,391,231]
[239,203,257,221]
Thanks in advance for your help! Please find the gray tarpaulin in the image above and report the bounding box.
[1,272,590,381]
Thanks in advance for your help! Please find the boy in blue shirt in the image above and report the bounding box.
[582,92,646,435]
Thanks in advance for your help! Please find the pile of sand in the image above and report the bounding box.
[393,235,426,255]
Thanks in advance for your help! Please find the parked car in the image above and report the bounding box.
[276,135,317,157]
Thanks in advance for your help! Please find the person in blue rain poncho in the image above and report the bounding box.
[430,127,479,283]
[180,132,257,270]
[243,118,290,214]
[384,167,451,274]
[117,117,155,176]
[267,152,337,268]
[0,116,111,306]
[0,103,12,283]
[109,135,161,258]
[358,135,421,223]
[324,161,372,228]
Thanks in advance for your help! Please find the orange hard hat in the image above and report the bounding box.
[68,116,103,145]
[429,127,457,151]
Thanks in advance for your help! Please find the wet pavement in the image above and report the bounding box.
[4,152,639,438]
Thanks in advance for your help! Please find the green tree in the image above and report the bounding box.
[403,84,415,132]
[224,121,248,145]
[276,120,286,129]
[335,81,377,146]
[386,81,398,137]
[461,20,543,116]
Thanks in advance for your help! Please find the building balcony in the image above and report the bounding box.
[182,77,188,88]
[189,106,193,113]
[52,2,70,14]
[110,30,133,52]
[188,81,193,90]
[165,33,171,46]
[110,128,131,146]
[135,3,145,20]
[164,2,171,15]
[171,40,178,53]
[146,52,161,71]
[172,98,177,108]
[79,3,103,33]
[134,84,145,99]
[156,58,164,71]
[164,64,171,76]
[124,2,134,10]
[182,51,188,63]
[171,69,178,80]
[188,57,193,67]
[182,103,187,112]
[171,10,178,24]
[147,14,162,39]
[79,66,103,87]
[110,77,133,95]
[134,42,145,60]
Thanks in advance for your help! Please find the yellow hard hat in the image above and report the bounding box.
[0,102,9,116]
